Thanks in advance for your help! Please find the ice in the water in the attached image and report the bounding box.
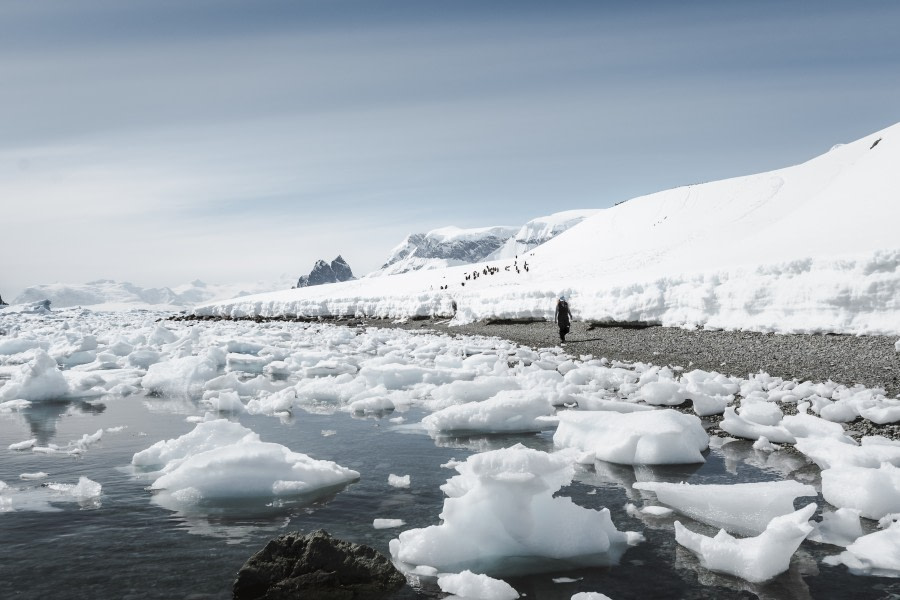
[47,476,103,501]
[422,389,554,434]
[674,503,816,583]
[390,444,640,575]
[633,480,816,536]
[570,593,614,600]
[553,409,708,465]
[133,419,359,503]
[437,570,519,600]
[808,508,863,547]
[8,439,36,451]
[796,435,900,470]
[824,519,900,577]
[0,349,69,402]
[142,355,218,398]
[373,518,405,529]
[821,463,900,520]
[388,474,410,489]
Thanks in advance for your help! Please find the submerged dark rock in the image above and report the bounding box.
[233,530,407,599]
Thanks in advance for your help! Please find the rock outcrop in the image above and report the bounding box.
[233,530,407,600]
[297,256,356,288]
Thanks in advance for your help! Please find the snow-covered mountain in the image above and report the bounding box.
[370,225,519,277]
[197,122,900,336]
[369,210,599,277]
[297,256,355,288]
[12,278,291,310]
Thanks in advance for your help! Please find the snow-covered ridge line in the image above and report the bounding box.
[195,248,900,336]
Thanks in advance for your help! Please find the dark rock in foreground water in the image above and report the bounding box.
[233,530,407,599]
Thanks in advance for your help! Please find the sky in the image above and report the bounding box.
[2,0,900,299]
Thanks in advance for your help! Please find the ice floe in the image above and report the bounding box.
[674,503,816,583]
[390,444,641,575]
[633,480,816,536]
[553,409,708,465]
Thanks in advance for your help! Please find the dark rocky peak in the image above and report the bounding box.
[296,256,356,288]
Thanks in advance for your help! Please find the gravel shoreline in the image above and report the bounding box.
[380,319,900,397]
[371,318,900,440]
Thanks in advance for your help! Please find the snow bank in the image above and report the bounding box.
[633,480,816,536]
[553,409,708,465]
[674,503,816,583]
[195,123,900,336]
[390,444,640,575]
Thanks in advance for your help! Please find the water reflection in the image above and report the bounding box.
[17,399,107,446]
[719,439,820,485]
[429,431,555,453]
[152,483,354,543]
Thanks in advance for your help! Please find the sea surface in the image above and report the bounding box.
[2,385,900,599]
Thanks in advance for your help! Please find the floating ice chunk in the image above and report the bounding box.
[428,377,522,410]
[148,325,177,345]
[374,518,406,529]
[390,444,640,575]
[437,570,519,600]
[303,360,358,378]
[132,419,256,468]
[0,399,31,412]
[388,474,411,489]
[633,480,816,536]
[47,476,103,501]
[640,505,674,517]
[571,593,614,600]
[554,409,708,465]
[127,349,161,369]
[142,355,218,398]
[8,438,36,451]
[637,380,685,406]
[674,503,816,583]
[134,419,358,503]
[752,436,780,452]
[423,389,554,434]
[824,519,900,576]
[20,472,48,480]
[200,390,246,413]
[821,463,900,520]
[739,401,784,426]
[781,406,849,440]
[246,387,297,415]
[225,352,272,374]
[0,338,41,355]
[808,508,863,547]
[794,436,900,470]
[720,407,795,444]
[349,396,395,414]
[149,440,359,501]
[0,349,69,402]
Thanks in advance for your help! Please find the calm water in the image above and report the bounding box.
[2,391,900,600]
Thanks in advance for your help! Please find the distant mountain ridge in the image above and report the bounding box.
[368,210,599,277]
[296,255,356,288]
[12,278,291,309]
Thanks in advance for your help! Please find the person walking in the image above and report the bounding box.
[555,296,572,343]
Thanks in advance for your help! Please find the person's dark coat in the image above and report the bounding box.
[555,300,572,327]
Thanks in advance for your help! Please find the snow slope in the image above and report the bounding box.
[197,123,900,336]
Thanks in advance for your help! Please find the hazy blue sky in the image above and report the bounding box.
[3,0,899,297]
